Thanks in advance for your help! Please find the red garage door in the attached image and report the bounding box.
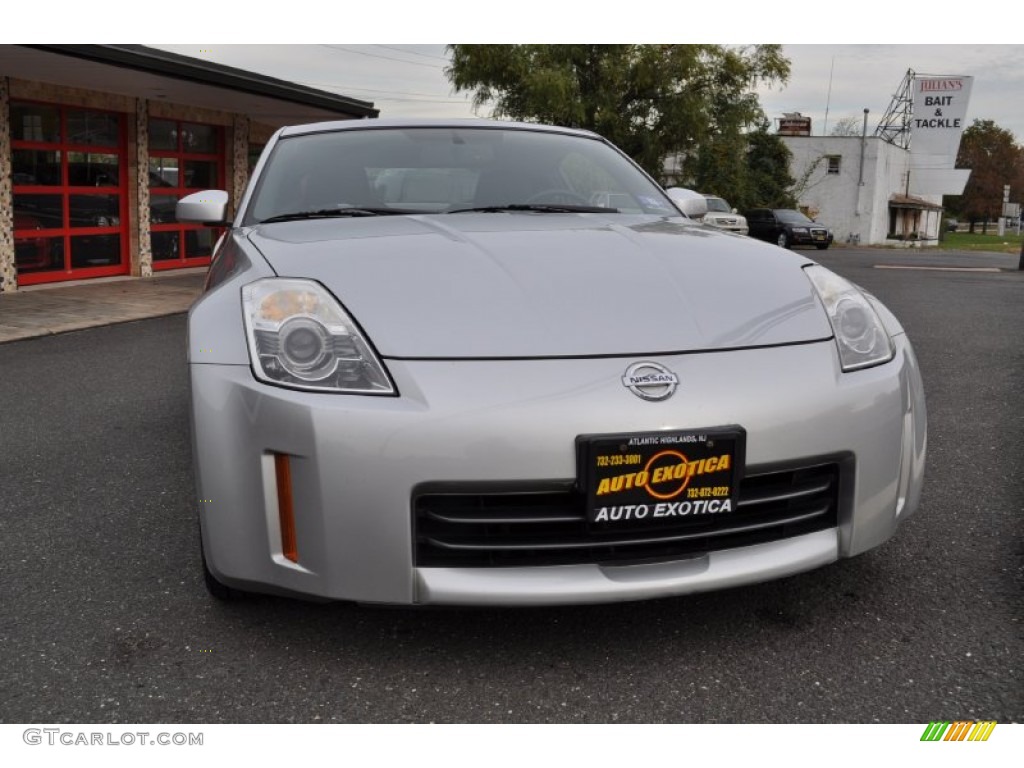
[12,101,129,286]
[148,118,223,270]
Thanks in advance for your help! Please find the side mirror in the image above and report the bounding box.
[177,190,229,225]
[665,187,708,219]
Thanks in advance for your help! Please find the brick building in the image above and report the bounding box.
[0,44,376,293]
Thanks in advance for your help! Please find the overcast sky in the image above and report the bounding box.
[152,44,1024,142]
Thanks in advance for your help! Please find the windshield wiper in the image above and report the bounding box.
[259,207,411,224]
[447,204,618,214]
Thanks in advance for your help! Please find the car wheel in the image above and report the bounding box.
[815,243,830,250]
[200,530,248,601]
[777,232,789,249]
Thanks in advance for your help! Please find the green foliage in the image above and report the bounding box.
[940,231,1023,253]
[946,119,1024,228]
[445,44,789,183]
[742,122,797,209]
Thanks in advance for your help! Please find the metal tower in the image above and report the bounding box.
[875,68,915,149]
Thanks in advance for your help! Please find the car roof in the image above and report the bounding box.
[279,118,601,140]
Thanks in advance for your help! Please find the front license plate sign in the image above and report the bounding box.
[577,428,745,525]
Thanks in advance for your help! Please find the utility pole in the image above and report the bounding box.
[998,185,1009,237]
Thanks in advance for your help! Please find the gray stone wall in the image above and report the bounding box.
[232,115,250,217]
[136,99,152,278]
[0,77,16,293]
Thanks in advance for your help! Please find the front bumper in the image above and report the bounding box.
[702,219,749,235]
[792,228,833,246]
[191,336,925,605]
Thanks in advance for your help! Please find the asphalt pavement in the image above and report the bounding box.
[0,247,1020,723]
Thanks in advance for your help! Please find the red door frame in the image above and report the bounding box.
[148,119,224,271]
[12,100,130,286]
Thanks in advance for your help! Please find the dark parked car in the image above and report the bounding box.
[746,209,833,250]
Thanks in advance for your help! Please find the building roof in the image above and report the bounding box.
[2,44,377,126]
[889,194,944,210]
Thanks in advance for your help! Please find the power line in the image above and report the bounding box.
[372,45,450,63]
[358,96,470,103]
[317,45,445,69]
[294,80,467,101]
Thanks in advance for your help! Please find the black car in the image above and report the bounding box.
[745,209,833,250]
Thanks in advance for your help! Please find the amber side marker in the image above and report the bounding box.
[274,453,299,563]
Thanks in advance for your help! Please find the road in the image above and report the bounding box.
[1,247,1021,723]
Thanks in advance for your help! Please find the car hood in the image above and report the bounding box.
[245,214,832,358]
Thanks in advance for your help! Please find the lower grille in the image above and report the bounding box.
[414,462,841,568]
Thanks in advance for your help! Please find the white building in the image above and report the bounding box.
[781,135,945,246]
[780,73,972,248]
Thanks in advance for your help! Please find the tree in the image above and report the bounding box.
[829,115,863,137]
[745,121,797,209]
[445,45,789,182]
[946,119,1024,232]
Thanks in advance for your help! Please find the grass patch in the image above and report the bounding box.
[941,231,1023,253]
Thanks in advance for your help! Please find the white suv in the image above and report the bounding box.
[701,195,748,235]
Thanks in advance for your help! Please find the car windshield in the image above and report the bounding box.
[245,127,681,224]
[775,210,815,225]
[704,197,731,213]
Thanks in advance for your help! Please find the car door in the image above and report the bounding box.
[747,210,771,241]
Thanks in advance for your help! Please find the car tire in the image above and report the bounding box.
[815,243,830,250]
[777,232,789,249]
[200,531,248,601]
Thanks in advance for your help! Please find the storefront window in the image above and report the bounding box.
[70,195,121,228]
[183,159,218,188]
[71,235,122,268]
[151,231,179,261]
[68,153,120,186]
[15,236,64,274]
[10,103,60,143]
[181,123,217,153]
[149,194,179,224]
[12,150,62,185]
[67,110,120,147]
[14,194,64,229]
[149,157,178,186]
[149,119,178,152]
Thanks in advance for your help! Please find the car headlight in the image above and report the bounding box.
[804,265,895,371]
[241,278,396,394]
[791,227,809,233]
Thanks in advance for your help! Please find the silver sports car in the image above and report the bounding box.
[180,119,926,605]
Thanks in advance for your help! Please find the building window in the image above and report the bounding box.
[148,118,224,269]
[248,143,266,177]
[11,101,128,285]
[826,156,841,175]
